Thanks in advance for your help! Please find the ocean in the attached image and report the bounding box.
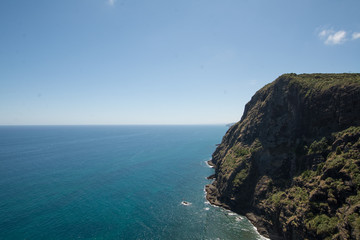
[0,125,264,239]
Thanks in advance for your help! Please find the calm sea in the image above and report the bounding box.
[0,125,264,239]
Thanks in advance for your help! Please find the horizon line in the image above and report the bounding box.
[0,123,235,127]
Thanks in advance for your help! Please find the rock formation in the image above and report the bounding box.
[206,73,360,239]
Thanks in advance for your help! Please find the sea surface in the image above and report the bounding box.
[0,125,265,239]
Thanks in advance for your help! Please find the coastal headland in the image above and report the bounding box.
[206,73,360,239]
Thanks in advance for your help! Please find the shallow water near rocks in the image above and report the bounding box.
[0,125,264,239]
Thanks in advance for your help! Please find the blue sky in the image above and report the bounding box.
[1,0,360,125]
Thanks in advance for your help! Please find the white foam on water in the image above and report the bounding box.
[252,226,270,240]
[181,201,192,206]
[257,235,270,240]
[204,207,210,211]
[204,160,214,168]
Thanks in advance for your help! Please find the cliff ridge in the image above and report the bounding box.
[206,73,360,239]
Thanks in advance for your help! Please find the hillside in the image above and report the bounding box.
[206,73,360,239]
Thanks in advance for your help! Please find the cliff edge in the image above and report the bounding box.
[206,73,360,239]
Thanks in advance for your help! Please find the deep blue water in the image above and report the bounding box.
[0,125,264,239]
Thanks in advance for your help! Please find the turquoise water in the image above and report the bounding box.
[0,125,263,239]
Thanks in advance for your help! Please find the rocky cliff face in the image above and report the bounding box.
[206,73,360,239]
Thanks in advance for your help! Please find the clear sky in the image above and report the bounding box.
[1,0,360,125]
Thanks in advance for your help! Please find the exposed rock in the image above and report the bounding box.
[206,73,360,239]
[206,174,216,180]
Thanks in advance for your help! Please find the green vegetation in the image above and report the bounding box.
[301,169,316,180]
[231,140,263,187]
[234,146,250,158]
[257,73,360,98]
[334,126,360,138]
[221,140,263,184]
[306,214,338,237]
[212,74,360,239]
[269,191,286,207]
[233,163,250,187]
[250,138,263,152]
[262,126,360,238]
[268,186,309,208]
[222,154,236,170]
[348,213,360,237]
[325,154,345,169]
[288,73,360,90]
[316,163,324,175]
[308,137,329,154]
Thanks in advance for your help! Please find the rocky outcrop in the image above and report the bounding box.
[206,73,360,239]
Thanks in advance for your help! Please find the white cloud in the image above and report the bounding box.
[325,30,347,45]
[319,30,331,38]
[318,29,347,45]
[108,0,116,6]
[352,32,360,40]
[318,28,360,45]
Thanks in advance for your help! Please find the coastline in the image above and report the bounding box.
[204,159,215,168]
[205,160,271,240]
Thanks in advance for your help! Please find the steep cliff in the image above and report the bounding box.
[206,73,360,239]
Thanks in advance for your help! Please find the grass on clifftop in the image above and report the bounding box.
[258,73,360,98]
[286,73,360,87]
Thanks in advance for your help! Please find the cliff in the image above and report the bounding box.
[206,73,360,239]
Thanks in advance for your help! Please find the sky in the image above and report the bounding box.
[1,0,360,125]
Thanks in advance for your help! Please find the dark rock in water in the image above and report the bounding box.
[181,201,192,206]
[207,174,216,180]
[206,73,360,240]
[206,160,215,168]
